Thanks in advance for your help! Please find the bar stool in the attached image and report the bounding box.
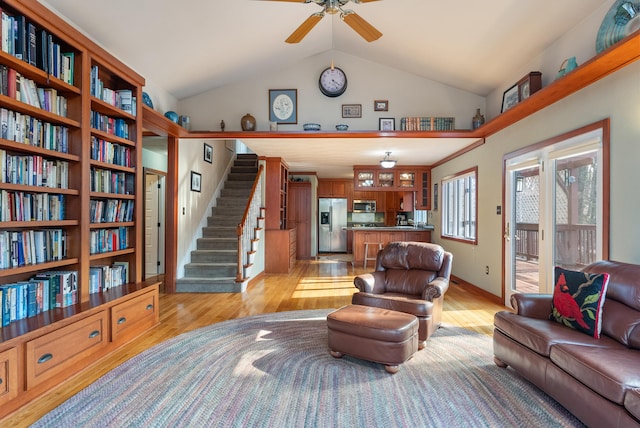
[363,242,383,269]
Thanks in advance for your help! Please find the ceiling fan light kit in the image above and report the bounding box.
[267,0,382,43]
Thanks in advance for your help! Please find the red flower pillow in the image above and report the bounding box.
[550,266,610,338]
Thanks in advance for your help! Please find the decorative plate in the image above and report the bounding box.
[142,92,154,108]
[596,0,640,53]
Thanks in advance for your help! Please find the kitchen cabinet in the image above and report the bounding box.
[405,230,432,242]
[289,182,312,259]
[415,169,431,210]
[266,228,297,273]
[317,179,347,198]
[353,166,428,192]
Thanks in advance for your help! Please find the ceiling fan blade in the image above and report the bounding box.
[259,0,311,2]
[351,0,382,3]
[285,12,324,43]
[341,11,382,42]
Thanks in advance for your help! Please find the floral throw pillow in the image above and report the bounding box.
[550,266,610,338]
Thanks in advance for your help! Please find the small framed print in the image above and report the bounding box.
[342,104,362,118]
[269,89,297,124]
[190,171,201,192]
[374,100,388,111]
[203,143,213,163]
[379,117,395,131]
[501,84,519,113]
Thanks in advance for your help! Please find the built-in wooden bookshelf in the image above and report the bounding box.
[0,0,157,419]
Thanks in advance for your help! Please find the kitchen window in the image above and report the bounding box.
[441,167,477,244]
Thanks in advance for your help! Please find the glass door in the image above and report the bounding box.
[503,125,606,307]
[505,161,542,305]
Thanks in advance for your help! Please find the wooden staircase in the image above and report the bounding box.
[176,154,259,292]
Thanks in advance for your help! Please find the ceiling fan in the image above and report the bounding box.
[264,0,383,43]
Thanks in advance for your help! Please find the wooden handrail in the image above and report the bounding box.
[235,164,264,282]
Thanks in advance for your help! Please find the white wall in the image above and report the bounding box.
[176,138,234,276]
[431,60,640,297]
[177,50,486,132]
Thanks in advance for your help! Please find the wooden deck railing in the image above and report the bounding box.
[515,223,597,267]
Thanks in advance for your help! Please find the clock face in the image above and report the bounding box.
[272,94,294,121]
[319,67,347,97]
[521,81,530,100]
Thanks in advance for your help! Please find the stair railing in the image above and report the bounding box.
[236,164,264,282]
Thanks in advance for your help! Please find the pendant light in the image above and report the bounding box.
[380,151,397,169]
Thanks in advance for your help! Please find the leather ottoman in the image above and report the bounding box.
[327,304,418,373]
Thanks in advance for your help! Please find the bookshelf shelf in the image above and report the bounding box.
[89,247,135,260]
[89,221,134,228]
[0,220,78,228]
[0,257,79,278]
[90,128,136,146]
[89,160,135,173]
[0,183,79,194]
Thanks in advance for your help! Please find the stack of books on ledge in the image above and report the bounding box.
[400,117,455,131]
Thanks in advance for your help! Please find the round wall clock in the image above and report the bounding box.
[318,67,347,97]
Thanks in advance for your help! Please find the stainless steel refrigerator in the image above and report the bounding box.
[319,198,347,252]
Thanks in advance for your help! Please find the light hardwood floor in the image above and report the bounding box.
[4,258,507,426]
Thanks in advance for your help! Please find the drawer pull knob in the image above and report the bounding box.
[38,353,53,364]
[146,304,153,310]
[118,317,127,324]
[88,330,100,338]
[0,377,3,385]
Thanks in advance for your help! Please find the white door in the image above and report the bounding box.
[504,127,606,307]
[144,172,166,278]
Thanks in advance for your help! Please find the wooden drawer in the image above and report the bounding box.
[26,311,108,390]
[0,347,18,406]
[111,289,159,344]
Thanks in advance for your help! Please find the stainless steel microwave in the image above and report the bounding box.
[353,200,376,213]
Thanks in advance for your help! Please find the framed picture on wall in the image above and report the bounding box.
[191,171,201,192]
[379,117,395,131]
[374,100,388,111]
[269,89,298,124]
[342,104,362,118]
[204,144,213,163]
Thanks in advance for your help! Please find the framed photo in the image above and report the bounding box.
[342,104,362,118]
[379,117,395,131]
[190,171,201,192]
[501,84,519,113]
[269,89,297,124]
[203,143,213,163]
[374,100,388,111]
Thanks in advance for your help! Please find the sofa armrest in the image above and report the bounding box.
[422,277,449,301]
[353,272,386,294]
[511,293,553,319]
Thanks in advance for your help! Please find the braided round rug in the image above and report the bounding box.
[33,309,583,427]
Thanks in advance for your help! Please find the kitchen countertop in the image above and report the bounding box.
[349,225,434,231]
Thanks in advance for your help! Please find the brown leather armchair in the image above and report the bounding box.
[352,241,453,349]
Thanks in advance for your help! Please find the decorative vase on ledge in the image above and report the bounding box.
[241,113,256,131]
[472,109,485,130]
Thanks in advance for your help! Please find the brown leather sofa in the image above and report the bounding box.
[352,241,452,349]
[494,260,640,427]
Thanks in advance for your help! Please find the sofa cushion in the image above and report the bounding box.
[625,388,640,421]
[494,311,600,356]
[601,299,640,349]
[583,260,640,311]
[384,269,437,295]
[550,266,609,338]
[550,342,640,404]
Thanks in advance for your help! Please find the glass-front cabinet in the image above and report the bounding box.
[397,171,416,189]
[354,167,421,191]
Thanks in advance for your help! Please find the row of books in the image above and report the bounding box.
[89,262,129,294]
[0,270,77,327]
[90,136,132,167]
[0,149,69,188]
[90,199,133,223]
[0,108,70,152]
[90,110,130,139]
[89,226,128,255]
[0,228,67,268]
[400,117,456,131]
[90,167,134,194]
[90,67,136,115]
[0,11,75,84]
[0,66,68,116]
[0,190,65,222]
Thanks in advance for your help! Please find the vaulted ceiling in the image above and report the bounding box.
[42,0,606,100]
